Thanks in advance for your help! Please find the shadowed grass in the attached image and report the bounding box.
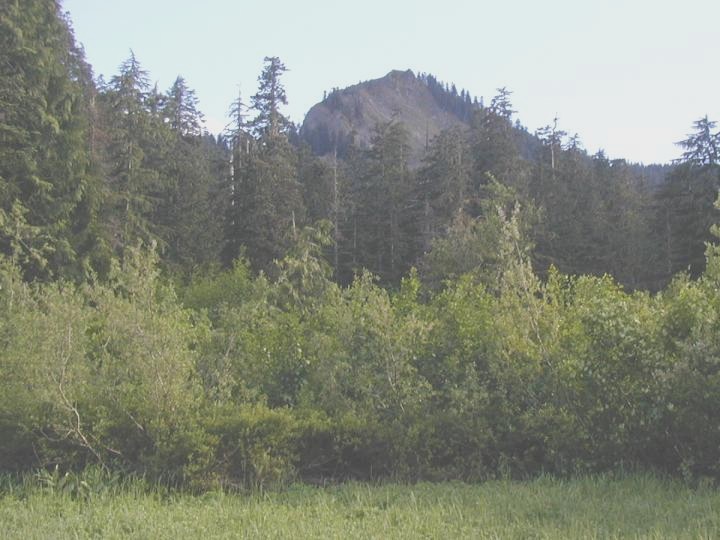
[1,473,718,539]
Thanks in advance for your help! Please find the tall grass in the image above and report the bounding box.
[1,473,718,539]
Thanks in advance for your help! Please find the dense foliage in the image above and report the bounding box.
[3,215,720,487]
[2,1,720,489]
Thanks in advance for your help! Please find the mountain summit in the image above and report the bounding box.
[301,70,477,163]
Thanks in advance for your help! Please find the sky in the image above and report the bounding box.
[62,0,719,165]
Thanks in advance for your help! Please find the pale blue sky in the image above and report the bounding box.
[62,0,719,164]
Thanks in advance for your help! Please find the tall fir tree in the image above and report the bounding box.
[157,77,225,270]
[224,58,305,271]
[164,76,204,137]
[352,120,417,283]
[657,117,720,278]
[417,126,473,250]
[250,56,290,138]
[0,0,102,280]
[222,91,252,265]
[469,88,530,204]
[99,52,164,252]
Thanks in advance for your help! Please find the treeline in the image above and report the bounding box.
[1,1,227,282]
[418,72,479,122]
[2,2,719,290]
[2,1,720,487]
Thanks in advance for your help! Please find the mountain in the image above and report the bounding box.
[300,70,478,164]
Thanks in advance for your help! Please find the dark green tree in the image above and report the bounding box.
[164,76,204,137]
[657,117,720,278]
[677,116,719,166]
[469,88,530,201]
[157,78,225,270]
[238,137,304,271]
[352,120,417,283]
[99,52,165,251]
[298,141,352,279]
[250,56,290,138]
[224,58,305,271]
[535,117,566,178]
[0,0,103,280]
[417,127,473,250]
[221,91,252,265]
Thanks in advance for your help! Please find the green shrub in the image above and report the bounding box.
[206,403,299,489]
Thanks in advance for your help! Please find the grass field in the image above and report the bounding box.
[1,474,718,539]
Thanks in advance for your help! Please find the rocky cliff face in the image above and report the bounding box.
[301,70,472,164]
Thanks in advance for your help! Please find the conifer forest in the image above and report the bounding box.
[3,1,720,489]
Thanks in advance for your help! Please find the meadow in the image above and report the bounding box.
[1,474,718,539]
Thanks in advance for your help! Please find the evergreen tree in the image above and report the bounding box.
[224,58,305,271]
[164,76,204,137]
[298,145,334,224]
[657,117,720,278]
[469,88,529,199]
[535,117,566,177]
[222,91,252,265]
[0,0,102,280]
[250,56,290,138]
[352,120,417,283]
[238,136,304,271]
[99,52,164,251]
[677,116,719,166]
[417,127,473,249]
[297,137,353,279]
[157,78,225,269]
[531,133,590,275]
[589,155,655,287]
[521,120,659,289]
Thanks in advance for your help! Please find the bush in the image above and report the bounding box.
[206,403,299,489]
